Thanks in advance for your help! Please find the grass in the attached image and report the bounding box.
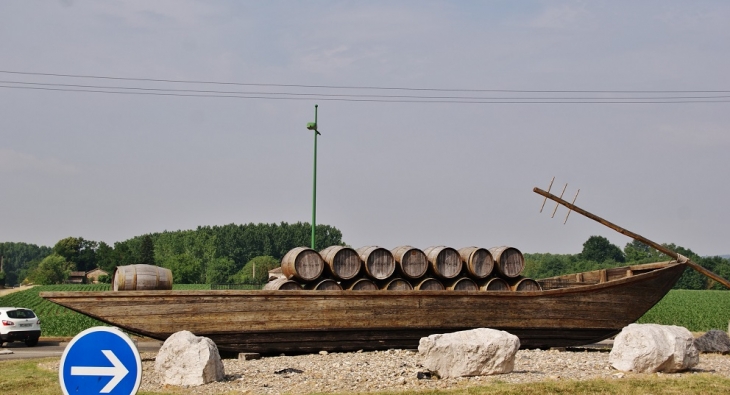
[0,358,59,395]
[637,289,730,331]
[0,358,174,395]
[436,375,730,395]
[2,357,730,395]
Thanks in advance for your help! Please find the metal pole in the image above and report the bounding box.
[311,105,318,249]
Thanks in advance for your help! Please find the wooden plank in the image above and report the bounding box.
[40,262,685,354]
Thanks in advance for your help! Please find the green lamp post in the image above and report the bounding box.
[306,105,320,249]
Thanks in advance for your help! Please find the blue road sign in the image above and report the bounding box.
[59,327,141,395]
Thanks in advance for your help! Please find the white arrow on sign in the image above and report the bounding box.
[70,349,129,393]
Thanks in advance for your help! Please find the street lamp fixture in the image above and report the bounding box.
[307,105,320,249]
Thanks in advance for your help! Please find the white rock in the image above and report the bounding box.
[418,328,520,378]
[609,323,699,373]
[154,330,225,386]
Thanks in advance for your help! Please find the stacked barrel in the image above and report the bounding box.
[265,245,542,292]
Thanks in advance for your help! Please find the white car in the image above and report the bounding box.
[0,307,41,347]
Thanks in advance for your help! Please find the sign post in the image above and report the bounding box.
[59,326,142,395]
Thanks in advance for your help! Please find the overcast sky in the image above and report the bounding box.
[1,1,728,256]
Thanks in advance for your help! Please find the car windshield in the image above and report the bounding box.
[6,309,36,319]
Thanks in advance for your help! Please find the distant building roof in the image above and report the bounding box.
[268,266,284,281]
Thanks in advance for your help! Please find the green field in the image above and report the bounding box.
[1,286,729,337]
[637,289,730,331]
[0,284,208,337]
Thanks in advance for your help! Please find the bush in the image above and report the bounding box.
[230,256,280,284]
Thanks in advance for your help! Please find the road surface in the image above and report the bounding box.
[0,339,162,360]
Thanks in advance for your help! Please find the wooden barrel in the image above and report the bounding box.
[380,278,413,291]
[305,279,343,290]
[357,246,396,280]
[319,246,361,281]
[489,246,525,278]
[390,246,428,279]
[342,278,379,291]
[281,247,325,282]
[458,247,494,279]
[413,277,445,291]
[263,277,302,290]
[480,277,510,291]
[508,277,542,292]
[113,264,173,291]
[446,277,478,291]
[423,246,462,279]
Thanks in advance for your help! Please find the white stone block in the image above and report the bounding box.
[154,330,225,386]
[609,323,698,373]
[418,328,520,378]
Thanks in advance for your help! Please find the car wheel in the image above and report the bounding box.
[25,338,39,347]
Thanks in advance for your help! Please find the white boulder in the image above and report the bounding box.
[418,328,520,378]
[154,330,225,386]
[609,323,698,373]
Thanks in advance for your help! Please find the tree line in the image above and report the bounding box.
[0,222,343,285]
[0,242,53,286]
[523,236,730,290]
[1,230,728,290]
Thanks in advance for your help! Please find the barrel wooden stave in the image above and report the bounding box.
[357,246,396,280]
[281,247,325,282]
[480,277,510,291]
[413,277,445,291]
[263,277,302,290]
[319,246,362,281]
[306,279,343,290]
[390,246,428,279]
[423,246,463,279]
[381,278,413,291]
[507,277,543,292]
[489,246,525,278]
[458,247,494,279]
[113,264,173,291]
[446,277,479,291]
[342,278,379,291]
[275,244,529,292]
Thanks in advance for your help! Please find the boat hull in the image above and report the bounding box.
[41,262,685,354]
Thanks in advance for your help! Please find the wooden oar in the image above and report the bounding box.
[533,186,730,290]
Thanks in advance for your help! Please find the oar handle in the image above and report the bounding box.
[534,187,730,290]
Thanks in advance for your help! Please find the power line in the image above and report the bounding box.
[1,70,728,94]
[3,84,729,104]
[2,80,730,101]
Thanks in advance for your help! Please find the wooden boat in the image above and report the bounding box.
[40,260,686,354]
[40,185,730,354]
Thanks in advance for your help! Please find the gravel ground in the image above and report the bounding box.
[41,348,730,395]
